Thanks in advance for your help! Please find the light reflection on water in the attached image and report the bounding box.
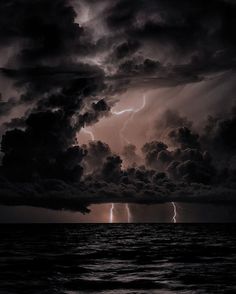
[0,224,235,293]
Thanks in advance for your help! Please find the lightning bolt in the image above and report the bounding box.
[111,108,134,115]
[109,203,115,223]
[81,97,178,224]
[126,204,131,223]
[81,126,115,223]
[113,95,179,224]
[171,202,177,223]
[111,94,147,222]
[111,95,146,145]
[81,128,95,141]
[81,128,116,224]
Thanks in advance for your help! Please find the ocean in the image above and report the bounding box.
[0,224,235,293]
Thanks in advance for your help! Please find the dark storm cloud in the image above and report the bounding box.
[105,0,236,52]
[0,167,235,214]
[138,107,235,189]
[0,63,105,101]
[155,109,193,132]
[0,66,109,183]
[0,0,236,212]
[167,150,215,185]
[78,99,111,127]
[0,0,107,120]
[142,141,169,170]
[108,59,204,91]
[0,0,88,64]
[3,117,26,130]
[101,155,123,183]
[1,110,86,182]
[202,106,236,157]
[1,107,235,212]
[121,144,142,167]
[0,0,110,187]
[0,96,18,117]
[168,127,200,150]
[103,0,236,90]
[110,40,141,61]
[82,141,112,174]
[2,0,236,106]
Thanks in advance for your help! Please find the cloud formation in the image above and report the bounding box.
[0,0,235,213]
[1,107,235,211]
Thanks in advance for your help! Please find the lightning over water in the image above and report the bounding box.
[126,204,131,223]
[111,94,147,222]
[109,203,115,223]
[171,202,177,223]
[81,126,117,223]
[81,96,179,224]
[81,127,116,223]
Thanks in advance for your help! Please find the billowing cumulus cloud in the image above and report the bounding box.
[0,0,235,213]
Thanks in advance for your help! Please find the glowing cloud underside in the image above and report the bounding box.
[81,95,178,223]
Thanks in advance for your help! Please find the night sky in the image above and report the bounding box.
[0,0,236,222]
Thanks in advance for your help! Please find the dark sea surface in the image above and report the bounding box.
[0,224,236,294]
